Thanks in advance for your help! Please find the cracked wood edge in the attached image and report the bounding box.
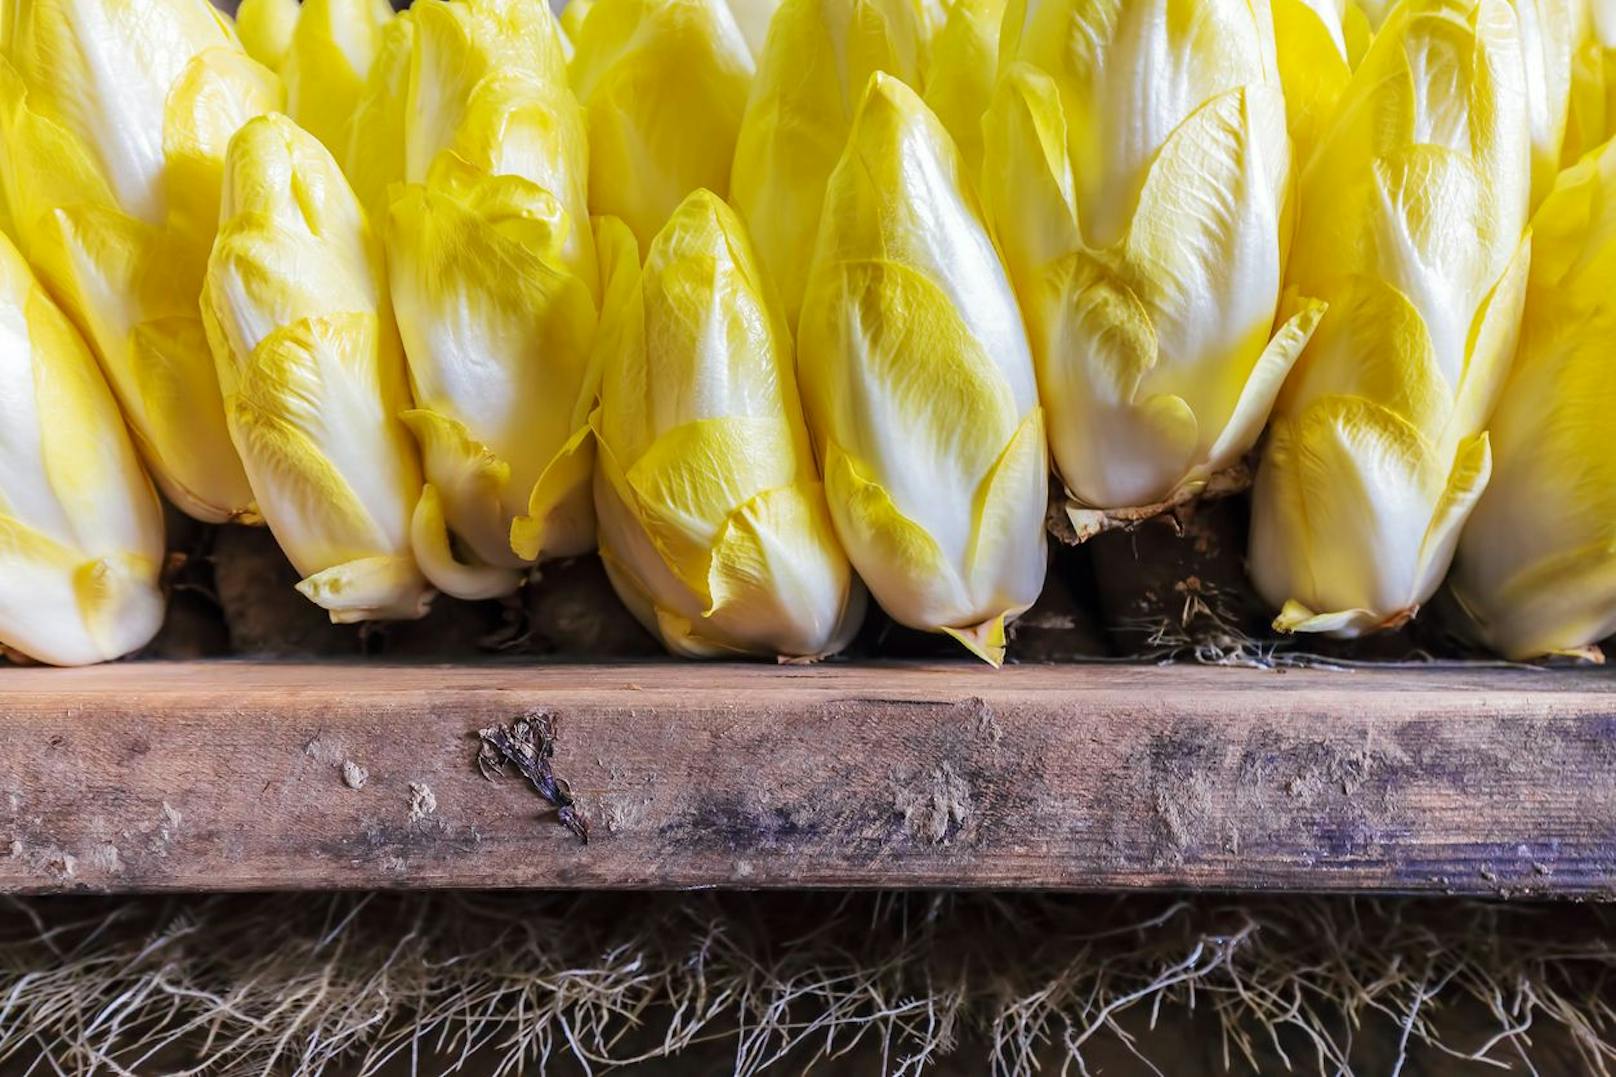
[1,661,1614,896]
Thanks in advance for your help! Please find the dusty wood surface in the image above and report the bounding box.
[1,661,1614,896]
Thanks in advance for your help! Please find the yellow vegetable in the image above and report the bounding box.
[236,0,300,71]
[1452,138,1616,660]
[922,0,1007,175]
[799,73,1047,667]
[383,0,599,599]
[1564,0,1616,163]
[593,194,863,659]
[983,0,1321,538]
[1250,0,1532,638]
[1517,0,1578,207]
[0,0,281,522]
[1273,0,1372,165]
[0,232,165,667]
[729,0,926,324]
[343,8,415,224]
[570,0,755,249]
[202,114,431,623]
[561,0,595,44]
[280,0,396,159]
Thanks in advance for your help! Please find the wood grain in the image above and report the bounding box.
[2,661,1615,896]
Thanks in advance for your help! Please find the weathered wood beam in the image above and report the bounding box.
[2,661,1613,896]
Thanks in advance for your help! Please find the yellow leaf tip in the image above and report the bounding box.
[942,617,1007,668]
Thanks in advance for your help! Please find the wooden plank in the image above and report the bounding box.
[1,661,1614,896]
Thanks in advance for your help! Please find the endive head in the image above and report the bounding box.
[204,113,431,623]
[798,73,1048,666]
[1285,0,1531,389]
[1452,138,1616,660]
[1250,0,1533,637]
[982,0,1316,520]
[729,0,926,324]
[593,193,862,659]
[280,0,396,158]
[0,231,165,666]
[384,0,599,599]
[0,0,281,523]
[570,0,755,248]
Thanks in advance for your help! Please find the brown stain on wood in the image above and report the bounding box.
[0,661,1614,895]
